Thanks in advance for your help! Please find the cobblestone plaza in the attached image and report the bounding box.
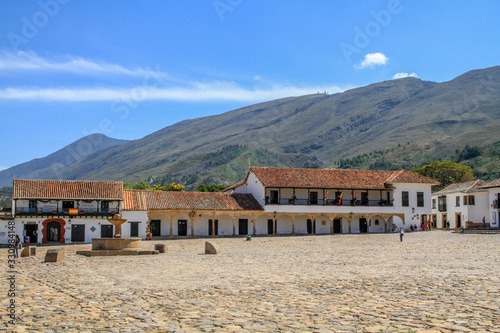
[1,231,499,332]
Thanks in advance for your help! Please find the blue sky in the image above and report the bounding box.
[0,0,499,170]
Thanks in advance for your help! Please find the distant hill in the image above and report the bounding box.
[1,66,499,188]
[0,134,129,186]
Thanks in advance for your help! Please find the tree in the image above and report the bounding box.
[123,180,150,190]
[153,183,185,192]
[195,184,226,192]
[412,161,474,190]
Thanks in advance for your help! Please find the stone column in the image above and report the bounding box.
[330,216,334,234]
[169,215,173,237]
[191,216,195,237]
[232,217,236,237]
[291,216,296,235]
[273,218,276,235]
[348,218,352,234]
[252,217,256,235]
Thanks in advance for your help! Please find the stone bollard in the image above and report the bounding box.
[205,241,220,254]
[154,244,166,253]
[44,249,64,262]
[21,246,37,257]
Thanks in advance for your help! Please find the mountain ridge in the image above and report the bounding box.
[1,66,499,188]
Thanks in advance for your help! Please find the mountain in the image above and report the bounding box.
[1,66,499,188]
[0,134,129,186]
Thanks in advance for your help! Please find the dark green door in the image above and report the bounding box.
[130,222,139,237]
[71,224,85,242]
[150,220,161,236]
[360,218,368,233]
[333,219,341,233]
[307,219,315,234]
[238,219,248,235]
[101,225,113,238]
[178,220,187,236]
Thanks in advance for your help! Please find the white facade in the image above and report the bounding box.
[482,184,500,228]
[431,181,492,229]
[228,170,435,234]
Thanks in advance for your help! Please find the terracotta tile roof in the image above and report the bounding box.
[123,190,149,211]
[433,180,488,195]
[222,179,246,192]
[123,190,263,211]
[13,179,123,200]
[478,178,500,189]
[244,167,438,190]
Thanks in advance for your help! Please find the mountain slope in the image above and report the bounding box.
[0,134,129,186]
[2,66,499,188]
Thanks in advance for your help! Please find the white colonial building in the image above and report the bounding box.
[1,167,439,245]
[431,180,490,229]
[223,167,438,235]
[479,179,500,228]
[3,179,128,245]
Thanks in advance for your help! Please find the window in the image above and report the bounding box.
[468,195,475,205]
[130,222,139,237]
[101,201,109,211]
[29,200,37,208]
[438,196,447,212]
[270,190,279,204]
[463,195,467,206]
[456,196,460,207]
[402,191,409,207]
[432,198,436,209]
[417,192,424,207]
[361,192,369,205]
[62,201,74,209]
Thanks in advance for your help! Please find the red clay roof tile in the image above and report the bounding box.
[246,167,438,189]
[13,179,123,200]
[123,190,262,211]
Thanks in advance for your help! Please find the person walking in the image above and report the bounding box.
[446,222,450,231]
[399,228,404,242]
[14,235,21,258]
[482,216,486,228]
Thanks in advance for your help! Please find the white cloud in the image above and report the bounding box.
[0,83,351,103]
[0,51,170,79]
[392,72,419,79]
[355,52,389,69]
[0,166,8,171]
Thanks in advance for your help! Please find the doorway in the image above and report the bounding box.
[208,219,218,236]
[333,219,341,233]
[455,213,462,228]
[71,224,85,242]
[24,224,38,243]
[267,219,274,234]
[307,219,315,234]
[101,225,113,238]
[359,218,368,233]
[150,219,161,236]
[310,192,318,205]
[238,219,248,235]
[47,221,61,242]
[178,220,187,236]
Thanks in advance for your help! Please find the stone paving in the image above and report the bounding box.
[1,231,499,332]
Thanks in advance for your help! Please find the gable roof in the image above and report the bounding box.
[239,167,438,190]
[123,190,263,211]
[478,178,500,189]
[432,180,488,195]
[12,179,124,200]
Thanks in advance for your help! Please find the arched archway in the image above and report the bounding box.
[42,219,66,244]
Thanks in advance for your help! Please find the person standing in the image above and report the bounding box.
[446,222,450,231]
[399,228,404,242]
[482,216,486,228]
[14,235,21,258]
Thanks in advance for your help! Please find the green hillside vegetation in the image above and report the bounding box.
[0,66,499,189]
[0,186,13,209]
